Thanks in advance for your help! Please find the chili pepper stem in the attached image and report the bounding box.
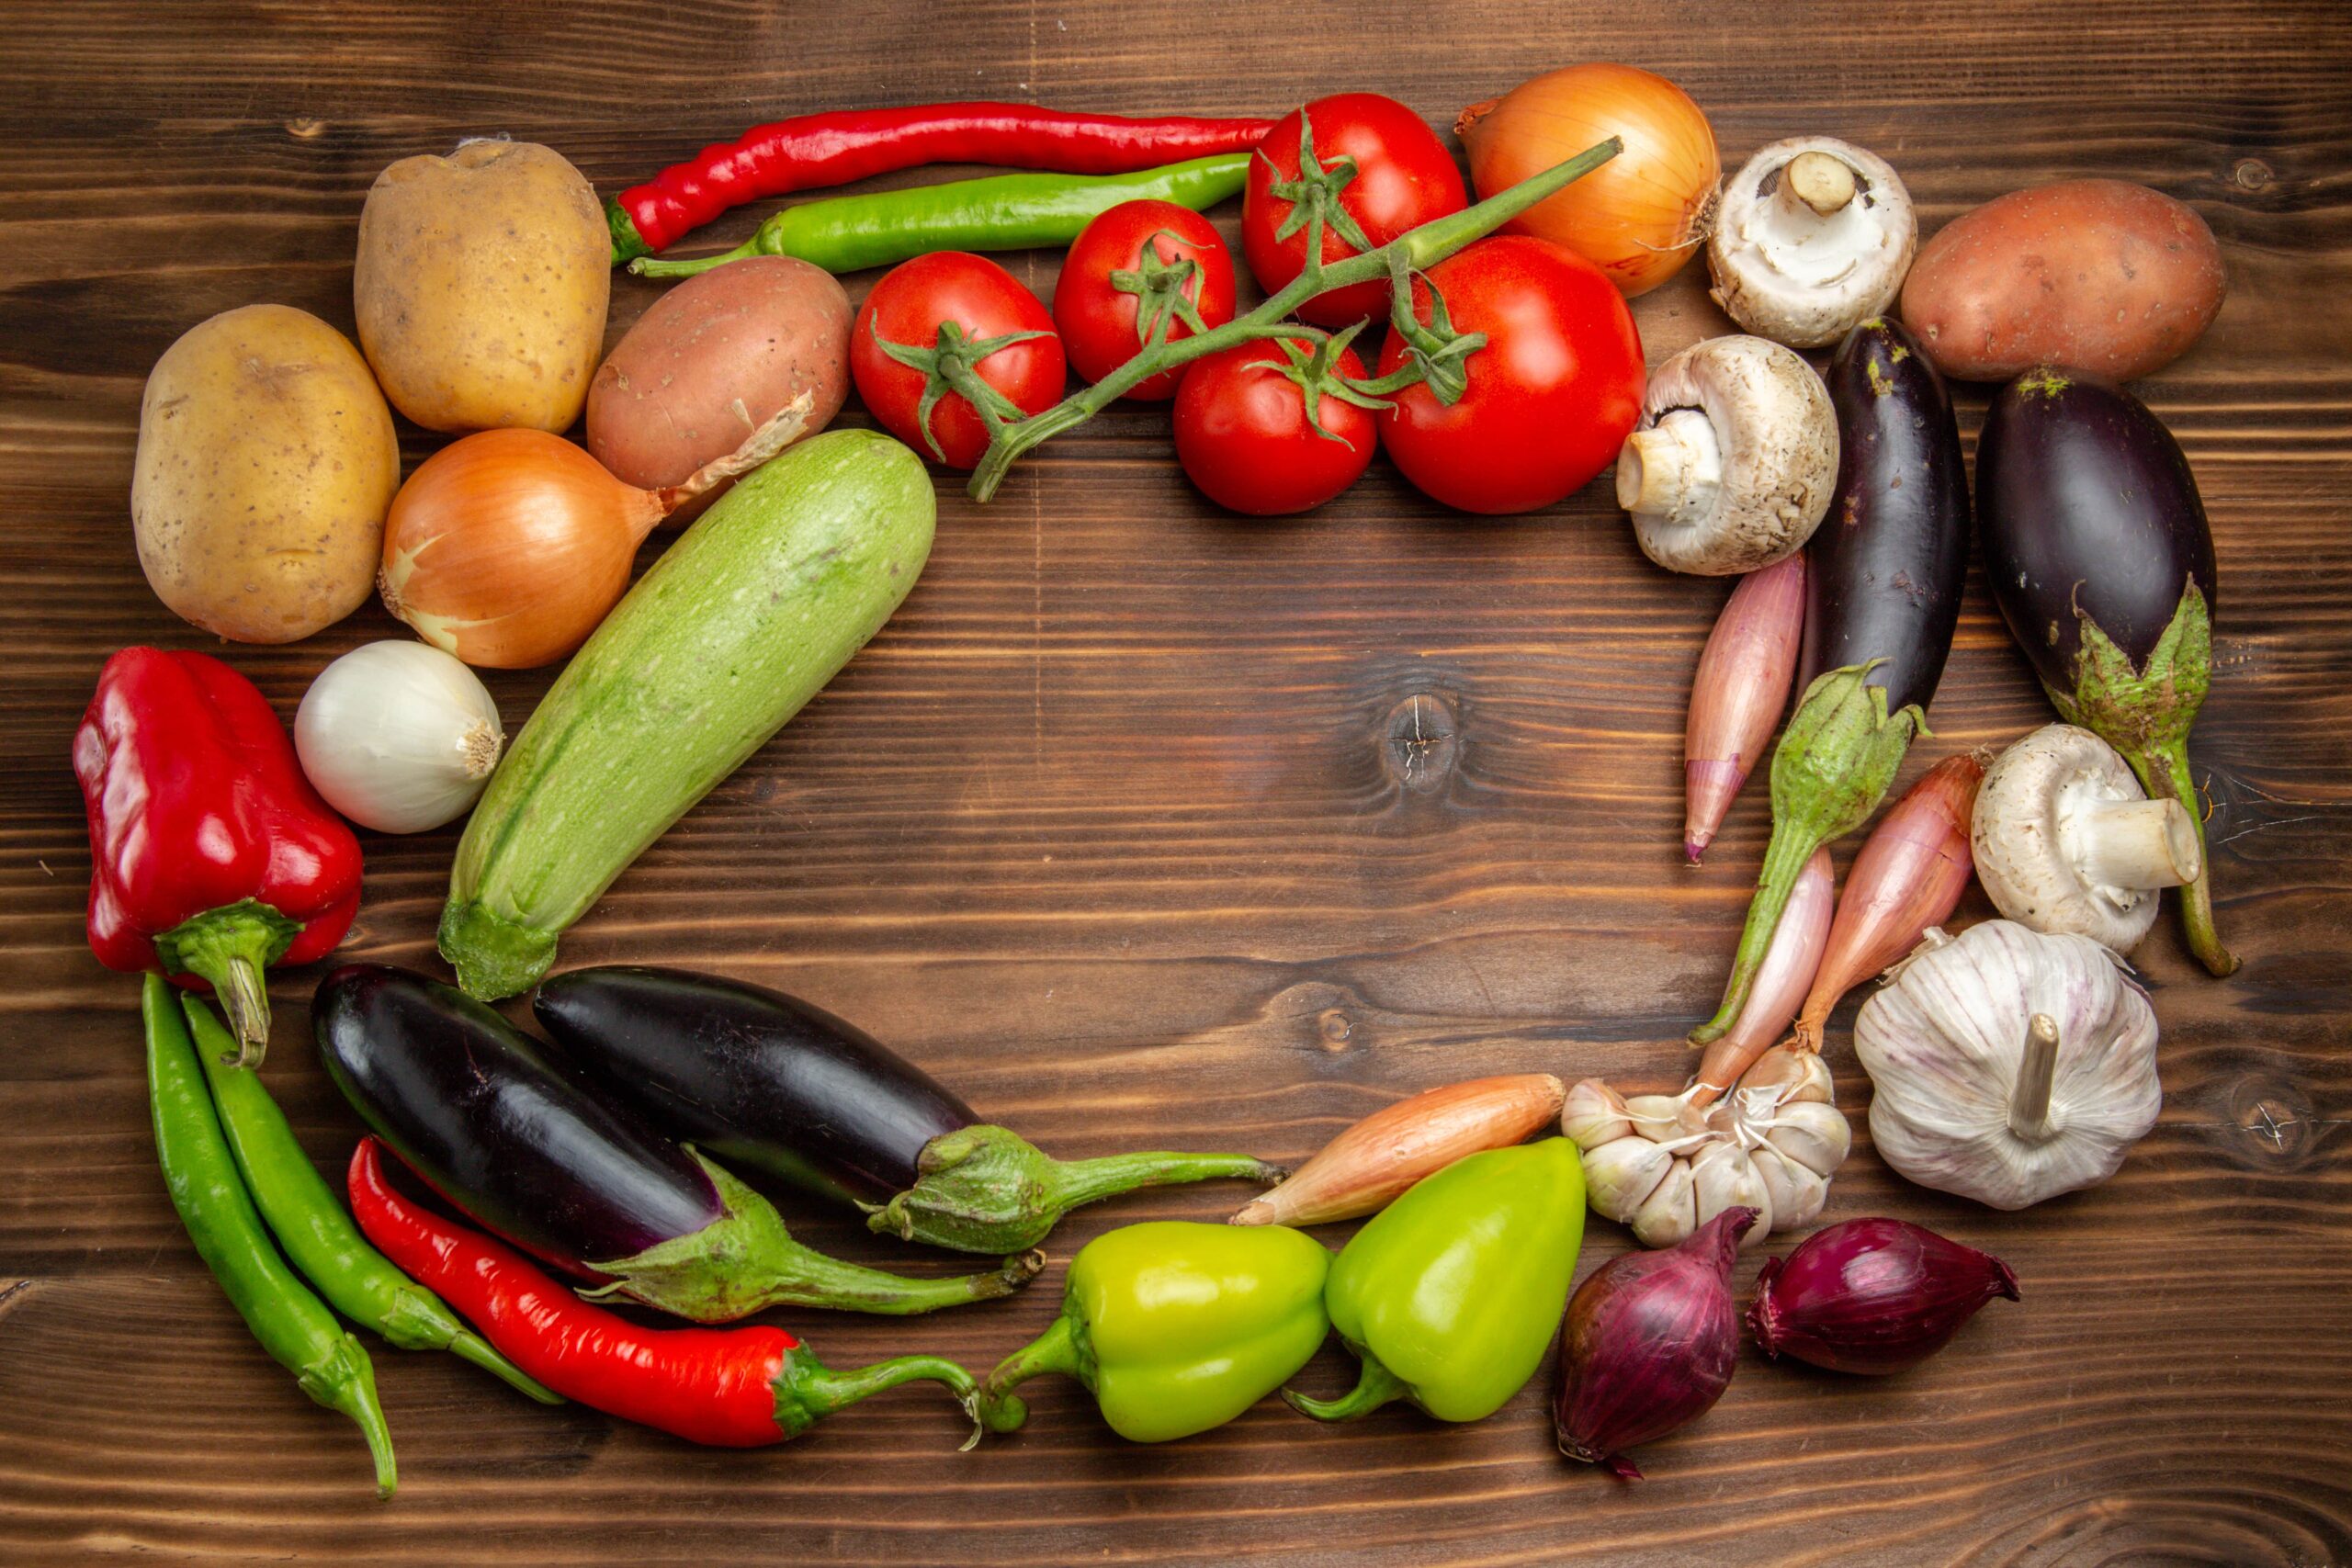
[977,1311,1090,1435]
[301,1335,399,1499]
[774,1344,995,1448]
[1281,1347,1410,1422]
[153,897,301,1064]
[2131,735,2239,976]
[445,1328,565,1404]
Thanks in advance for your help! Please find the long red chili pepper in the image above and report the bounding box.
[345,1138,1000,1448]
[609,102,1275,261]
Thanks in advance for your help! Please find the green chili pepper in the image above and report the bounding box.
[1285,1140,1585,1425]
[143,975,397,1498]
[632,153,1248,280]
[180,995,559,1405]
[978,1221,1329,1442]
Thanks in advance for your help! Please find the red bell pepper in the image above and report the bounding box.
[74,649,362,1064]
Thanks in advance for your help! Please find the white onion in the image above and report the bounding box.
[296,640,503,832]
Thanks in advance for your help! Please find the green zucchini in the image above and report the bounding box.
[439,429,936,999]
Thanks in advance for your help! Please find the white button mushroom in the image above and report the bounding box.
[1972,723,2203,954]
[1617,335,1838,576]
[1707,138,1917,350]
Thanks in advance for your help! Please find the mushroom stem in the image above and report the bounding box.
[1781,151,1858,219]
[2007,1012,2061,1145]
[1616,408,1722,524]
[2067,794,2202,894]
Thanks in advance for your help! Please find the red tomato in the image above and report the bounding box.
[851,252,1065,469]
[1172,337,1378,515]
[1052,200,1237,401]
[1243,94,1468,329]
[1375,236,1645,514]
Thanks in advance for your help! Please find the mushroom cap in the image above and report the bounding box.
[1973,723,2161,953]
[1708,136,1917,350]
[1627,335,1838,575]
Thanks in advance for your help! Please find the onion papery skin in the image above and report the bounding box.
[1458,64,1720,299]
[379,429,664,671]
[1690,847,1832,1108]
[1749,1217,2019,1374]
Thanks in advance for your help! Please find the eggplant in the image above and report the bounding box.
[1692,319,1971,1043]
[1978,370,2235,975]
[532,966,1283,1253]
[313,964,1043,1320]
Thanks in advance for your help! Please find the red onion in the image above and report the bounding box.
[1683,554,1806,864]
[1748,1217,2019,1374]
[1555,1206,1755,1480]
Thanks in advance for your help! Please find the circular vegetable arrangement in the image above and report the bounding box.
[852,250,1068,469]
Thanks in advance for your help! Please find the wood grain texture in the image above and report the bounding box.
[2,2,2348,1563]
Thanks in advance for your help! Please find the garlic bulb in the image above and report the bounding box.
[1853,920,2160,1210]
[296,640,504,833]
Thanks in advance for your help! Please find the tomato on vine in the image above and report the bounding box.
[851,251,1066,470]
[1052,200,1237,401]
[1172,333,1381,515]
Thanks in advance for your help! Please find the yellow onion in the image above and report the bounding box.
[1457,64,1720,299]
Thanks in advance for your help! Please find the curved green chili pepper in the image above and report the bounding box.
[632,153,1248,279]
[181,996,559,1406]
[143,975,397,1498]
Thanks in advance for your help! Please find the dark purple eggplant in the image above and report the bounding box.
[532,966,1283,1253]
[312,964,1042,1320]
[1691,319,1971,1043]
[1978,369,2234,975]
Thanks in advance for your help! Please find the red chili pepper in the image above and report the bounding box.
[346,1139,999,1448]
[74,649,361,1065]
[609,102,1275,261]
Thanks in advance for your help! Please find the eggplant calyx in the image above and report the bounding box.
[585,1151,1045,1321]
[865,1124,1284,1254]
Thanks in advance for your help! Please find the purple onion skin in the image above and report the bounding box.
[1749,1217,2020,1375]
[1555,1207,1757,1482]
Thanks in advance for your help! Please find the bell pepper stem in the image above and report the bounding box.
[152,897,302,1066]
[773,1343,994,1447]
[2132,736,2239,976]
[977,1311,1091,1436]
[1281,1346,1409,1422]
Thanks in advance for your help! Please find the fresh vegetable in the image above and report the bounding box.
[1971,723,2201,954]
[1690,850,1834,1109]
[607,103,1274,263]
[966,138,1623,502]
[1457,63,1718,298]
[1708,139,1917,349]
[1554,1206,1753,1482]
[1977,371,2234,975]
[1792,754,1981,1051]
[1172,333,1379,515]
[980,1223,1331,1443]
[439,429,934,999]
[355,141,608,434]
[1750,1217,2019,1374]
[144,975,395,1497]
[1683,554,1807,863]
[1284,1141,1584,1424]
[1618,335,1837,575]
[182,997,555,1404]
[1241,95,1468,327]
[587,256,851,524]
[1852,921,2161,1210]
[1900,180,2225,383]
[75,649,362,1063]
[532,966,1281,1254]
[1372,235,1645,513]
[634,155,1248,280]
[314,964,1041,1320]
[130,305,399,645]
[1051,199,1236,400]
[1231,1074,1566,1228]
[348,1140,996,1447]
[1690,317,1967,1043]
[851,252,1066,470]
[294,641,503,834]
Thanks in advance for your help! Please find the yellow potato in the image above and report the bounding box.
[355,140,609,433]
[131,304,400,644]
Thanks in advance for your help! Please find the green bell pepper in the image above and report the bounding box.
[978,1221,1330,1443]
[1285,1139,1585,1425]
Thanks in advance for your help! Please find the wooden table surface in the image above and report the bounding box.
[4,3,2348,1563]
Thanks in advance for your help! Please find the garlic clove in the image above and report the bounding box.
[1625,1092,1709,1142]
[1750,1143,1829,1232]
[1581,1134,1676,1224]
[1562,1078,1634,1150]
[1764,1100,1853,1177]
[1690,1139,1775,1246]
[1631,1158,1700,1248]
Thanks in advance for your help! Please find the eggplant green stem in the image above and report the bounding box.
[967,136,1623,502]
[1281,1348,1409,1422]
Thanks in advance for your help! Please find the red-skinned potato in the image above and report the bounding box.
[1900,180,2224,383]
[588,257,851,522]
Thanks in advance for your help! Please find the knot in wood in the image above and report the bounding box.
[1381,691,1459,794]
[1316,1008,1352,1051]
[2228,1078,2312,1165]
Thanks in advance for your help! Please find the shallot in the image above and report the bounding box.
[1749,1217,2018,1373]
[1690,846,1832,1107]
[1683,553,1807,863]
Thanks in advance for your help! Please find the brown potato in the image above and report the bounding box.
[1899,180,2224,383]
[355,140,608,433]
[587,257,851,522]
[131,304,400,643]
